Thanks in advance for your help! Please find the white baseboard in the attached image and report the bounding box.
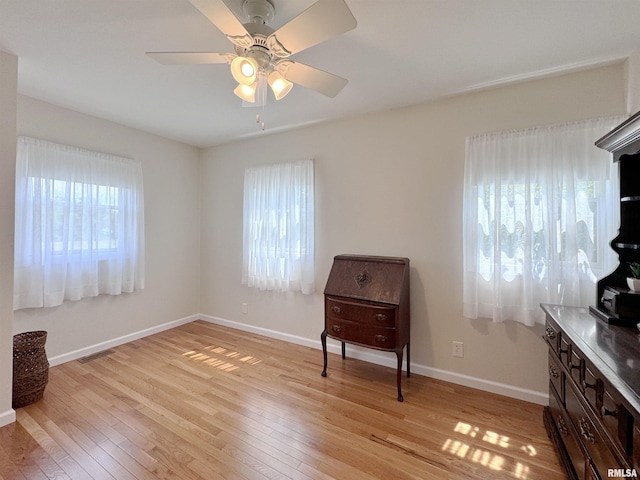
[0,408,16,428]
[48,314,199,367]
[414,365,547,405]
[200,314,547,406]
[199,313,324,350]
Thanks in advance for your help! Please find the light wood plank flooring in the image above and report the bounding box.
[0,320,566,479]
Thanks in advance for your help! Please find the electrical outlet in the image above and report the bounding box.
[241,302,248,314]
[452,341,464,358]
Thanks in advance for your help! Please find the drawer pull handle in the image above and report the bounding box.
[601,406,618,418]
[549,365,559,379]
[332,325,342,333]
[578,417,595,444]
[582,380,596,391]
[545,327,556,340]
[375,313,387,322]
[375,335,387,343]
[332,306,342,314]
[556,415,569,436]
[569,362,581,371]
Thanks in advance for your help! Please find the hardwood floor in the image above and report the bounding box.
[0,321,567,479]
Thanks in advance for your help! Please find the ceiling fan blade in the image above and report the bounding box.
[278,61,348,98]
[187,0,253,48]
[267,0,356,57]
[146,52,234,65]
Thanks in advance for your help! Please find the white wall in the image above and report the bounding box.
[0,51,17,427]
[199,63,627,402]
[13,97,202,362]
[626,51,640,113]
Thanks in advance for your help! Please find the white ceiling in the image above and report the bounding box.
[1,0,639,148]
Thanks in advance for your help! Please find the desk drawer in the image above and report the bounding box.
[601,389,633,457]
[549,383,586,480]
[565,381,617,476]
[548,352,564,403]
[582,364,600,413]
[569,348,584,387]
[325,319,396,349]
[560,337,571,368]
[326,297,396,327]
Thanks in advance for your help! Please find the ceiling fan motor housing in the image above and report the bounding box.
[234,22,277,70]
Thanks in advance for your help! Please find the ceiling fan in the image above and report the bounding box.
[147,0,357,104]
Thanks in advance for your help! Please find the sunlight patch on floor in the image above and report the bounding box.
[442,422,536,479]
[182,344,262,372]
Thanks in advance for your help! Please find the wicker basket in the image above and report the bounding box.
[12,331,49,408]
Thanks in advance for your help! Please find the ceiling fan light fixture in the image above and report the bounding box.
[267,71,293,100]
[234,83,256,103]
[230,56,258,85]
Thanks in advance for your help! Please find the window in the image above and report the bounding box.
[49,180,120,254]
[242,159,314,294]
[462,117,625,325]
[14,136,145,309]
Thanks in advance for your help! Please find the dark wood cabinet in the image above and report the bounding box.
[321,255,410,401]
[542,304,640,479]
[590,111,640,325]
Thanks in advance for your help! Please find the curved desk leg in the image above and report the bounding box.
[342,342,346,360]
[394,346,404,402]
[321,330,328,377]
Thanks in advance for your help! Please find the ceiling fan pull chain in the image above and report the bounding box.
[255,113,265,130]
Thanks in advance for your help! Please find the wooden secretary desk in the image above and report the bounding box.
[321,255,410,401]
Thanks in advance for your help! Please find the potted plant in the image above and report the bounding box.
[627,262,640,292]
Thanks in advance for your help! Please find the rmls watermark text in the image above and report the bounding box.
[608,469,638,478]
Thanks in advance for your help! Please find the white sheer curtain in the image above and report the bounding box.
[14,136,145,310]
[463,116,625,325]
[242,159,315,294]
